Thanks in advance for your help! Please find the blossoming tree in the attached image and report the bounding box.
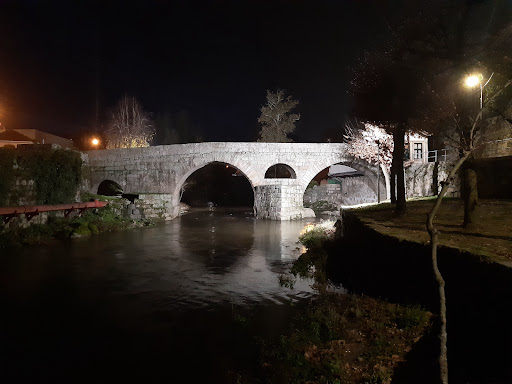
[344,121,393,199]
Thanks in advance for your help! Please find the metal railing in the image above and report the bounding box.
[427,149,448,162]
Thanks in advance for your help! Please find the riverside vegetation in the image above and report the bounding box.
[0,146,158,247]
[0,193,157,247]
[233,220,432,384]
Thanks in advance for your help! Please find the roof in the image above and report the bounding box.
[0,130,34,142]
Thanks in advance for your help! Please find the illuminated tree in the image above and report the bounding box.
[349,2,463,214]
[105,95,155,149]
[257,90,300,142]
[344,121,393,197]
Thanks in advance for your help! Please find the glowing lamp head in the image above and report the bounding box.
[91,138,100,146]
[465,74,481,88]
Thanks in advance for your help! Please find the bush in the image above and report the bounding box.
[310,200,337,212]
[0,148,16,206]
[298,220,336,250]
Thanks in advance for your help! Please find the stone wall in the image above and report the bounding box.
[304,184,342,208]
[132,193,176,220]
[304,175,385,209]
[405,162,460,198]
[341,177,382,205]
[9,177,37,206]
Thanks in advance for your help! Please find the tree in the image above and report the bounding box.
[426,75,511,384]
[412,17,512,227]
[344,121,393,198]
[105,95,155,149]
[349,2,463,215]
[257,90,300,142]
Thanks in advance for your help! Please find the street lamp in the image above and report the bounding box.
[91,137,100,148]
[465,72,494,109]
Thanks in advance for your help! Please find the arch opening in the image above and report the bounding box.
[303,162,386,214]
[97,180,123,196]
[264,163,296,179]
[179,162,254,213]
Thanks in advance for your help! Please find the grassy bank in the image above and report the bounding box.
[243,294,431,384]
[349,198,512,264]
[235,221,432,384]
[0,193,158,247]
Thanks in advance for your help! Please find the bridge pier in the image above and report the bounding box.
[254,183,306,221]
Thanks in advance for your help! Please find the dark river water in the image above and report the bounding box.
[0,209,320,382]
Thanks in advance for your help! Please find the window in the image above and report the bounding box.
[414,143,423,159]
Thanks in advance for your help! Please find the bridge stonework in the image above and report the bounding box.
[84,142,383,220]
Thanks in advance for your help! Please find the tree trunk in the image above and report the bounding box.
[393,123,406,215]
[380,163,391,200]
[427,151,472,384]
[390,164,396,203]
[462,161,479,228]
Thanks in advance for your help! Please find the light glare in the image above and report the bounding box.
[91,138,99,146]
[465,75,481,88]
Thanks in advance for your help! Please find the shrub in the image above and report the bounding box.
[298,220,336,249]
[310,200,337,212]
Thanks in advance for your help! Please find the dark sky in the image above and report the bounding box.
[0,0,386,143]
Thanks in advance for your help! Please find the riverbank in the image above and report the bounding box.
[349,198,512,266]
[0,193,159,247]
[232,291,431,384]
[330,200,512,382]
[229,221,433,384]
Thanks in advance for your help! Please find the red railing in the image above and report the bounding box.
[0,200,108,224]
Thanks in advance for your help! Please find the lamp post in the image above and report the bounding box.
[465,73,494,109]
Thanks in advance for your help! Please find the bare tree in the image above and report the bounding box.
[105,95,155,149]
[257,90,300,142]
[426,75,512,384]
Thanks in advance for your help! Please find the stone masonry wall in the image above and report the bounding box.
[304,176,383,209]
[133,193,176,221]
[85,142,355,220]
[255,183,304,220]
[405,162,460,198]
[255,185,281,220]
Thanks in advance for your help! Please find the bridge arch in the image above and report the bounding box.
[301,157,389,207]
[97,179,123,196]
[173,160,255,208]
[264,163,297,179]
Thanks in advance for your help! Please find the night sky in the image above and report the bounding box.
[0,1,391,143]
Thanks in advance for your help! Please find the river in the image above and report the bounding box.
[0,208,319,382]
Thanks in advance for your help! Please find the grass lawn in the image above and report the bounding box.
[350,198,512,265]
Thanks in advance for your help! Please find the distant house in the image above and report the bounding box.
[405,132,430,163]
[0,128,73,148]
[0,129,34,147]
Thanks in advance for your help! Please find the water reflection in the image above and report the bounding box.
[1,210,317,312]
[0,210,323,382]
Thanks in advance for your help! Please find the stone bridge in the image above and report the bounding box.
[84,142,387,220]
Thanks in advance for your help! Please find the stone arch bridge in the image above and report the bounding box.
[85,142,387,220]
